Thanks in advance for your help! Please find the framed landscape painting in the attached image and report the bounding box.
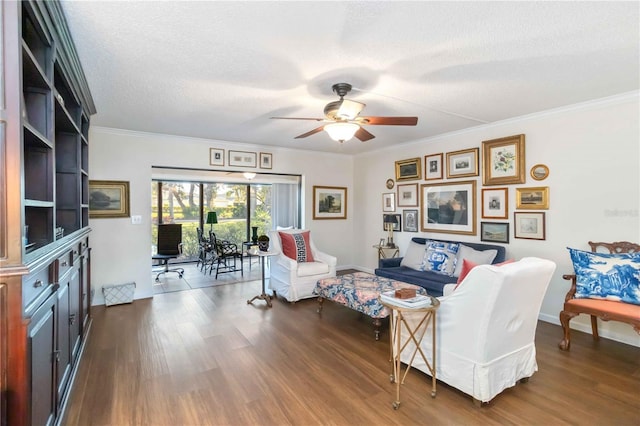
[420,180,477,235]
[395,157,421,181]
[446,148,479,178]
[89,180,130,218]
[313,186,347,219]
[514,212,546,240]
[481,222,509,243]
[397,183,418,207]
[516,186,549,210]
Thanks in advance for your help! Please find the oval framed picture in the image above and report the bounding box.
[530,164,549,181]
[386,178,395,189]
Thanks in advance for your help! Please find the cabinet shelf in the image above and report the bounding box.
[21,5,52,73]
[54,64,81,127]
[24,123,53,149]
[22,42,51,90]
[24,199,55,208]
[55,99,81,134]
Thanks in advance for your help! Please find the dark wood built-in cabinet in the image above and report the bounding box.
[1,1,96,424]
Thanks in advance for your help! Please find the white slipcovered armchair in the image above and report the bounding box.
[268,229,337,302]
[400,257,556,403]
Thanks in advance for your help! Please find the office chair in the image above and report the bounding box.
[153,224,185,282]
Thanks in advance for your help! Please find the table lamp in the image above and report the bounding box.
[384,214,398,248]
[206,211,218,233]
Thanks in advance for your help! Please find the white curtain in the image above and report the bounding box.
[271,183,300,229]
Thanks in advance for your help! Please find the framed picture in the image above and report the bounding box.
[514,211,546,240]
[516,186,549,209]
[403,209,419,232]
[209,148,225,166]
[379,238,386,247]
[383,214,401,231]
[481,187,508,219]
[89,180,130,218]
[228,150,257,168]
[397,183,418,207]
[312,186,347,220]
[480,222,510,243]
[420,180,477,235]
[259,152,273,169]
[446,148,479,178]
[382,192,396,212]
[395,157,421,181]
[425,153,443,180]
[482,134,526,185]
[530,164,549,181]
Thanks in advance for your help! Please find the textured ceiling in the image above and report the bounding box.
[61,1,640,155]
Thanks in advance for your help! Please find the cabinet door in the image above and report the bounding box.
[69,267,81,361]
[29,293,57,426]
[56,279,71,408]
[80,253,90,333]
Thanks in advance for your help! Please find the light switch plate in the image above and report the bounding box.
[131,215,142,225]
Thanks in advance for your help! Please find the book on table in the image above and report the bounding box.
[380,290,432,308]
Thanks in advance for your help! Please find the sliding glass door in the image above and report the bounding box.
[152,180,275,262]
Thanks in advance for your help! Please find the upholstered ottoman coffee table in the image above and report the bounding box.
[313,271,426,340]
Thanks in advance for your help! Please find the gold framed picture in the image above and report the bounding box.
[482,134,526,185]
[89,180,130,218]
[446,148,479,178]
[530,164,549,181]
[516,186,549,209]
[395,157,421,181]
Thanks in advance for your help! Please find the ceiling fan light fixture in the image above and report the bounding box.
[324,122,359,143]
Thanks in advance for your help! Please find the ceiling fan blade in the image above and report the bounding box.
[355,127,375,142]
[359,116,418,126]
[294,126,325,139]
[336,99,365,120]
[270,117,324,121]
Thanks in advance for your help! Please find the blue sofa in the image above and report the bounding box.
[375,237,506,297]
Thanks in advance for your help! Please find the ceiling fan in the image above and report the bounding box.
[271,83,418,143]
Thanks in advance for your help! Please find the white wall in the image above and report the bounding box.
[90,92,639,347]
[354,92,640,347]
[89,130,355,303]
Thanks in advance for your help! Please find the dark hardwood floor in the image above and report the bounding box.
[63,276,640,425]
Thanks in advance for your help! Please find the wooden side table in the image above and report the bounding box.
[373,244,399,260]
[379,296,440,410]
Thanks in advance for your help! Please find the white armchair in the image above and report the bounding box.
[268,229,337,302]
[400,257,556,403]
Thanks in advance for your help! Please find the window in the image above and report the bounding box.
[151,168,299,263]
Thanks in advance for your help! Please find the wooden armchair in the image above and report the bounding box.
[558,241,640,350]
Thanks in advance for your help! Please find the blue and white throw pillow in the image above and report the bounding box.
[421,241,460,276]
[568,248,640,305]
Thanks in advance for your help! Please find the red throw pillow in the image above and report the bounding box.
[454,258,515,289]
[279,231,315,263]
